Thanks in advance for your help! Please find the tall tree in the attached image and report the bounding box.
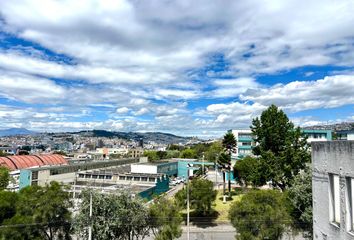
[74,190,150,240]
[175,178,216,216]
[149,196,182,240]
[0,182,72,240]
[204,141,223,162]
[0,166,9,190]
[217,152,230,196]
[0,191,18,224]
[229,190,290,240]
[222,132,237,197]
[286,166,313,239]
[234,156,265,187]
[251,104,310,190]
[179,148,197,159]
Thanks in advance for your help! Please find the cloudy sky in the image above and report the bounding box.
[0,0,353,137]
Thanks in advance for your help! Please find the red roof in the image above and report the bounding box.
[0,154,68,171]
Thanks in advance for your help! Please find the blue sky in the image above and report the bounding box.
[0,0,353,138]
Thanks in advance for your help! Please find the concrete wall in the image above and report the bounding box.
[312,141,354,240]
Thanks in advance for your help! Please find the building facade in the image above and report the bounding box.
[312,141,354,239]
[336,130,354,141]
[302,129,332,143]
[230,129,255,159]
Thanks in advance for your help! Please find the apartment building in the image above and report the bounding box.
[230,129,256,159]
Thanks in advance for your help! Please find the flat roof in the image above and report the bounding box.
[132,160,177,166]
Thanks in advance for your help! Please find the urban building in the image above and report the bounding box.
[229,129,256,159]
[302,129,332,143]
[74,165,169,200]
[312,141,354,239]
[336,130,354,141]
[19,158,139,189]
[0,154,68,171]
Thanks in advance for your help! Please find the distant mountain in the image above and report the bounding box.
[0,128,36,137]
[303,122,354,131]
[76,130,197,144]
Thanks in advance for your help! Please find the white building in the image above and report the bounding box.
[230,129,255,159]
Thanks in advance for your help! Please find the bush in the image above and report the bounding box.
[229,190,290,240]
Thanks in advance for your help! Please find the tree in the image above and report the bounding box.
[0,191,18,224]
[149,196,182,240]
[176,178,216,216]
[0,166,9,190]
[217,152,230,196]
[144,150,159,162]
[165,150,180,159]
[204,141,223,162]
[222,132,237,197]
[286,166,313,239]
[229,190,289,240]
[251,104,310,190]
[0,182,72,240]
[74,190,150,240]
[0,150,8,157]
[234,156,265,187]
[179,148,197,159]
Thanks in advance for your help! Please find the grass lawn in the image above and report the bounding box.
[214,188,248,223]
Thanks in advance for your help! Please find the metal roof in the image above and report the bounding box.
[0,154,68,170]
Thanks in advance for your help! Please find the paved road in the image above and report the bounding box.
[177,224,235,240]
[144,224,305,240]
[166,182,185,198]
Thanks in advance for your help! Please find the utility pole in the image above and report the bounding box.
[202,154,205,175]
[215,163,217,188]
[88,191,93,240]
[187,164,191,240]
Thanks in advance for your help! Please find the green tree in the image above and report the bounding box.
[149,196,182,240]
[217,152,231,196]
[179,148,197,159]
[229,190,289,240]
[156,151,168,160]
[144,150,159,162]
[0,167,9,190]
[0,191,17,224]
[251,104,310,190]
[222,132,237,197]
[74,190,150,240]
[176,178,216,216]
[204,141,223,162]
[165,150,180,159]
[286,166,313,239]
[0,150,8,157]
[0,182,72,240]
[234,156,264,187]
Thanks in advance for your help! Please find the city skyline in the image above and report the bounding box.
[0,0,354,137]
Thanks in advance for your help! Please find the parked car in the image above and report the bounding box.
[169,179,178,186]
[175,177,184,184]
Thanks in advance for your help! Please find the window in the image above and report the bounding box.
[329,174,340,225]
[346,178,354,232]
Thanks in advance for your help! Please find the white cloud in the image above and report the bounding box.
[116,107,130,114]
[240,75,354,112]
[0,0,354,136]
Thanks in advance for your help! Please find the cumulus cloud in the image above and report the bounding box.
[116,107,130,114]
[240,75,354,112]
[0,0,354,136]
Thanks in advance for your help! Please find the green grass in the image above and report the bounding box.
[214,188,248,222]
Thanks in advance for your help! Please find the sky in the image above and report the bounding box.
[0,0,353,138]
